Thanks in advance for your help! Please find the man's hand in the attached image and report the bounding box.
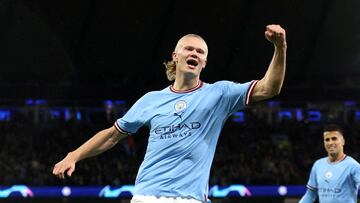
[52,153,77,179]
[265,24,286,48]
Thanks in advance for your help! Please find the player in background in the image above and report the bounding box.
[299,124,360,203]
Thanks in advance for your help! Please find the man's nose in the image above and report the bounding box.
[190,50,198,58]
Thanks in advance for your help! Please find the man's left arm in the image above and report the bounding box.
[351,161,360,187]
[252,24,287,102]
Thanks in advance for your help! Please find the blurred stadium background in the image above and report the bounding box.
[1,0,360,202]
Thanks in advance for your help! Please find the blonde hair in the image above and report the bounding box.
[163,34,206,81]
[163,60,177,81]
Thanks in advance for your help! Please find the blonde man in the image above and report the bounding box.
[53,24,286,203]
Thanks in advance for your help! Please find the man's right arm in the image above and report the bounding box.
[52,126,126,179]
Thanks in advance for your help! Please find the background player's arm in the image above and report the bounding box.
[52,126,126,179]
[299,189,317,203]
[252,24,287,102]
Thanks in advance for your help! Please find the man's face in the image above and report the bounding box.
[172,36,208,78]
[323,131,344,156]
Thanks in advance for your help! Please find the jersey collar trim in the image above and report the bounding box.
[327,154,347,164]
[170,81,204,93]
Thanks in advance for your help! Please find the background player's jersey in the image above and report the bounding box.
[115,80,257,202]
[307,155,360,203]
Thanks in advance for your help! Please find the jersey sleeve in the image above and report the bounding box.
[114,93,152,135]
[351,160,360,187]
[216,80,257,114]
[306,162,318,191]
[299,189,317,203]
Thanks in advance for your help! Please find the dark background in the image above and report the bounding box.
[1,2,359,202]
[0,0,360,103]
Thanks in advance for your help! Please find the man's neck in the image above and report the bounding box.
[328,152,345,163]
[173,77,200,91]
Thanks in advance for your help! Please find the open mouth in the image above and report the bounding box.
[186,59,198,68]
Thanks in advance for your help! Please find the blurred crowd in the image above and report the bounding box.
[1,103,360,186]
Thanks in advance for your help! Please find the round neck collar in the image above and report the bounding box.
[327,154,346,164]
[170,81,204,93]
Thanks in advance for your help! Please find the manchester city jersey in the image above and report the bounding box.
[306,155,360,203]
[115,80,257,202]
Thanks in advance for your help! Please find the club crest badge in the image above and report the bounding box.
[175,100,187,112]
[325,171,333,180]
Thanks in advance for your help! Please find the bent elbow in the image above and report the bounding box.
[274,88,282,96]
[266,88,281,98]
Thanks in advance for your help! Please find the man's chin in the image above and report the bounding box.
[328,152,338,156]
[182,71,199,77]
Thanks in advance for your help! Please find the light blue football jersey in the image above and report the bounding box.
[114,80,257,202]
[306,155,360,203]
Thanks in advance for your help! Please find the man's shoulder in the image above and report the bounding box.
[314,157,328,165]
[212,80,255,87]
[213,80,231,85]
[143,87,170,97]
[133,88,169,106]
[205,80,233,89]
[344,156,360,165]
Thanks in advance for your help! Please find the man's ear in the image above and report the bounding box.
[202,59,207,68]
[172,52,177,62]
